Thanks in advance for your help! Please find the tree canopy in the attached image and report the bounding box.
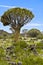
[1,8,34,28]
[27,28,42,37]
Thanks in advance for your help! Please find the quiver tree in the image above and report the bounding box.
[1,7,34,41]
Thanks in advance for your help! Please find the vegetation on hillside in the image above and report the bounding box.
[0,39,43,65]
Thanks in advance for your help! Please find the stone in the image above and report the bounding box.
[17,61,22,65]
[6,55,10,61]
[6,46,14,55]
[8,62,16,65]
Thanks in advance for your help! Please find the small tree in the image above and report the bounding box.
[27,28,41,38]
[22,29,28,38]
[1,7,34,41]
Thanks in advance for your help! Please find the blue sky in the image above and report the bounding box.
[0,0,43,33]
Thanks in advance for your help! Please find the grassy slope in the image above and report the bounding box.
[0,38,43,65]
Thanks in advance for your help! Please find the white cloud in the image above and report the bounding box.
[29,23,43,26]
[0,5,33,10]
[0,5,16,8]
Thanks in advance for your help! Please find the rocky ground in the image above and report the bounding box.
[0,38,43,65]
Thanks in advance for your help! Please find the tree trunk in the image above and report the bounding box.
[14,29,20,42]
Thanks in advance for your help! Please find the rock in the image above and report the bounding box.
[6,46,13,50]
[6,46,14,55]
[17,61,22,65]
[29,44,38,55]
[29,44,36,50]
[23,48,27,51]
[12,54,17,59]
[8,62,16,65]
[6,55,10,61]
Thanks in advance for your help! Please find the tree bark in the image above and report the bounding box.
[14,29,20,42]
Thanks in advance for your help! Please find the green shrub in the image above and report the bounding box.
[37,34,43,39]
[14,41,28,48]
[36,42,43,49]
[0,47,5,57]
[0,60,9,65]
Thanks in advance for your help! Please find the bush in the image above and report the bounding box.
[27,29,42,38]
[22,55,43,65]
[36,43,43,49]
[0,60,9,65]
[0,47,5,57]
[15,41,28,48]
[37,34,43,39]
